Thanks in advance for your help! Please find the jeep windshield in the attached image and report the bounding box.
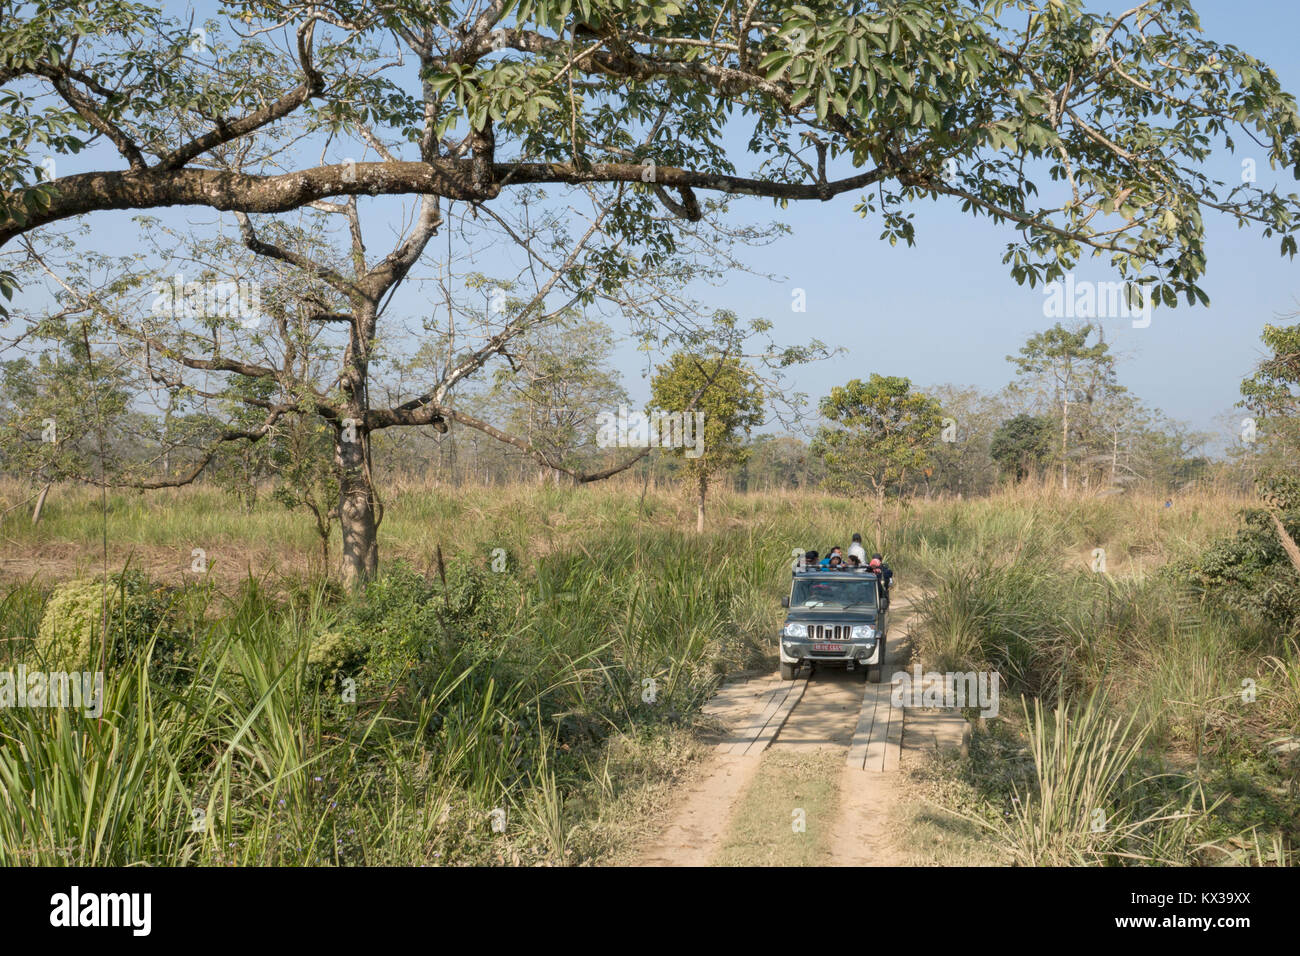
[790,577,878,609]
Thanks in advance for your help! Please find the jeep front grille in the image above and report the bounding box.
[809,624,852,642]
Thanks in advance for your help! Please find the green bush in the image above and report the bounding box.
[304,629,368,689]
[35,571,186,676]
[313,561,526,696]
[1182,475,1300,637]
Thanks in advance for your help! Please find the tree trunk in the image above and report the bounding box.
[31,482,51,525]
[1061,400,1070,491]
[333,297,384,587]
[319,529,330,575]
[1110,427,1118,486]
[696,471,706,534]
[873,486,886,553]
[336,426,379,587]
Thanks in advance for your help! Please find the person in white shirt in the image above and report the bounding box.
[847,532,867,565]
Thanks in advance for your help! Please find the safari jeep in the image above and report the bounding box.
[779,568,888,682]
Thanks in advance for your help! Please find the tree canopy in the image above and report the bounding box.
[990,412,1055,482]
[4,0,1300,313]
[649,348,764,531]
[814,373,942,496]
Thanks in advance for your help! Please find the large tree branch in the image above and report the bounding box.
[0,159,889,246]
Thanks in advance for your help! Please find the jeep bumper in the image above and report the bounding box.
[779,639,882,666]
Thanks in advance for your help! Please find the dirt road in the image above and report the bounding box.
[637,594,964,866]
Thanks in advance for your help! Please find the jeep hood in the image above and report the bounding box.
[784,608,878,625]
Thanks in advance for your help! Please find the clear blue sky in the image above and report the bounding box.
[13,1,1300,454]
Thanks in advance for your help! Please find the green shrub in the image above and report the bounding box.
[35,571,186,676]
[305,629,368,688]
[316,561,526,696]
[36,579,109,667]
[1182,475,1300,637]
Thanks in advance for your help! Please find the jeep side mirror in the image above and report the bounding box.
[781,597,789,608]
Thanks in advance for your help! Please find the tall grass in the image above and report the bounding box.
[0,477,1287,865]
[0,495,797,865]
[0,476,1250,582]
[902,489,1296,865]
[990,693,1213,865]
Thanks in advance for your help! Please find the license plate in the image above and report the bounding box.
[812,643,845,652]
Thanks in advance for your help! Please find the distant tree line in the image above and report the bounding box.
[1,318,1285,551]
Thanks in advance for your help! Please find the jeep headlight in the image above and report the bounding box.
[850,625,877,641]
[782,622,808,638]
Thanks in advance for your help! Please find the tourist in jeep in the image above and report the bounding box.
[848,532,867,565]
